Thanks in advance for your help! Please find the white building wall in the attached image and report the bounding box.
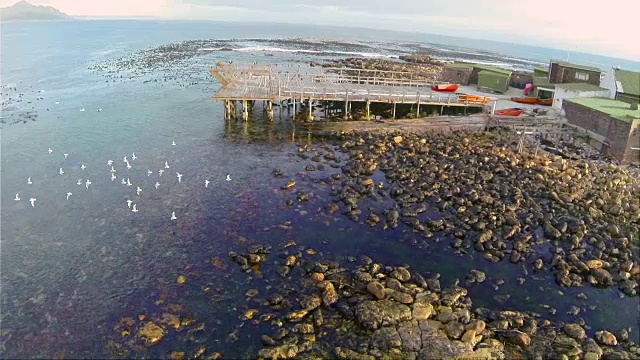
[552,88,611,109]
[599,67,617,99]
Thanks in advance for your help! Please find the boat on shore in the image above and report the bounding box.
[431,84,459,92]
[494,108,524,116]
[458,94,491,103]
[538,98,553,106]
[510,97,540,104]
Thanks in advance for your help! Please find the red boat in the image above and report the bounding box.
[510,97,540,104]
[538,98,553,106]
[431,84,459,92]
[494,108,525,116]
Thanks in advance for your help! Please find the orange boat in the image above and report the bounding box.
[494,108,524,116]
[431,84,459,92]
[510,97,540,104]
[458,94,491,103]
[538,98,553,106]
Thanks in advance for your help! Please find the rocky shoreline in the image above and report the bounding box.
[226,244,638,360]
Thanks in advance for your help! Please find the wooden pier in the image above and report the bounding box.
[210,62,492,121]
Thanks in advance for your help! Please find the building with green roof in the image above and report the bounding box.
[439,62,513,91]
[562,97,639,164]
[613,68,640,104]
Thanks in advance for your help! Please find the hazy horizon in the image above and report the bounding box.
[2,0,639,62]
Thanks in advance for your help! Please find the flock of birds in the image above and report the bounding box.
[14,140,233,220]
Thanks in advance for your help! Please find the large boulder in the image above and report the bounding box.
[354,300,412,331]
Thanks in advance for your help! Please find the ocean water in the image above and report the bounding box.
[1,20,639,359]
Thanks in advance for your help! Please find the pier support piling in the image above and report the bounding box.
[242,100,249,121]
[392,102,396,120]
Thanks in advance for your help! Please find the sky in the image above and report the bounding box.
[3,0,639,61]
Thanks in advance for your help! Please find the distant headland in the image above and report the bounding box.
[0,1,71,21]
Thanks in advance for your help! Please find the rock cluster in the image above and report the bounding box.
[325,130,639,295]
[225,245,638,359]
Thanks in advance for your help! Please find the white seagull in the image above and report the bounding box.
[80,108,85,112]
[132,153,137,160]
[126,199,133,209]
[77,179,83,185]
[176,172,183,183]
[85,179,91,189]
[159,169,165,176]
[29,198,36,207]
[66,192,72,200]
[59,168,64,175]
[172,140,176,146]
[111,173,117,181]
[27,177,32,185]
[14,193,20,201]
[111,166,116,173]
[63,153,69,159]
[107,160,114,166]
[123,156,128,163]
[131,204,138,213]
[126,162,132,170]
[81,164,86,171]
[155,182,160,189]
[205,180,210,188]
[97,108,102,112]
[164,161,170,169]
[226,174,232,181]
[126,178,132,186]
[121,178,126,185]
[171,211,177,220]
[136,186,142,196]
[48,148,53,154]
[147,170,152,176]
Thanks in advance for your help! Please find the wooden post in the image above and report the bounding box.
[416,92,421,118]
[292,97,296,120]
[392,102,396,120]
[242,100,249,121]
[267,100,274,121]
[344,90,349,120]
[308,98,312,120]
[366,99,371,120]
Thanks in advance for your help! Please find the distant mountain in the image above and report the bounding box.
[0,1,71,21]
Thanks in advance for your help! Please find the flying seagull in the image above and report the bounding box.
[107,160,113,166]
[59,168,64,175]
[127,199,133,209]
[111,166,116,173]
[27,177,32,185]
[121,178,126,185]
[172,140,176,146]
[63,153,68,159]
[66,192,72,200]
[159,169,165,176]
[131,204,138,213]
[14,193,20,201]
[226,174,232,181]
[147,170,152,176]
[205,180,210,188]
[111,173,117,181]
[171,211,177,220]
[80,108,85,112]
[126,162,132,170]
[176,172,183,183]
[81,164,86,171]
[126,178,132,186]
[136,186,142,196]
[77,179,83,185]
[123,156,128,163]
[85,179,92,189]
[48,148,53,154]
[29,198,36,207]
[164,161,170,169]
[155,182,160,189]
[132,153,137,160]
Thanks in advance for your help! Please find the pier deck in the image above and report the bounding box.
[210,62,492,121]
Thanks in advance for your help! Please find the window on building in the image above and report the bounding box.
[575,72,589,81]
